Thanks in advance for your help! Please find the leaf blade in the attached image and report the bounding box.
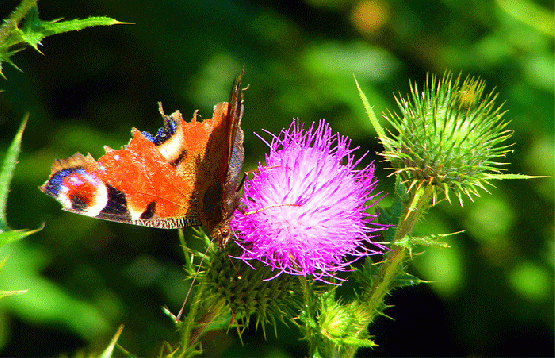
[0,115,27,230]
[354,75,388,143]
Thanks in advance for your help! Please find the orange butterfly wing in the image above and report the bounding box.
[41,71,246,244]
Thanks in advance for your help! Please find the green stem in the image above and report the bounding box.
[187,296,226,353]
[300,276,319,357]
[366,184,434,318]
[180,280,206,356]
[177,230,223,357]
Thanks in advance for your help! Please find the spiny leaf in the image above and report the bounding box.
[98,324,125,358]
[0,0,38,40]
[484,173,544,180]
[0,51,22,77]
[396,231,459,249]
[0,115,42,245]
[393,270,426,288]
[0,226,43,247]
[20,7,125,51]
[354,75,388,143]
[0,115,27,230]
[352,257,380,289]
[0,1,125,77]
[395,231,458,257]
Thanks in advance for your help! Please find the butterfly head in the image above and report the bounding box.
[211,224,232,250]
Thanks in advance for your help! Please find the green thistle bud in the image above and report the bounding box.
[381,72,513,205]
[201,241,302,337]
[315,291,377,355]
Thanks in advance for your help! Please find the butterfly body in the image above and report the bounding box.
[41,71,246,246]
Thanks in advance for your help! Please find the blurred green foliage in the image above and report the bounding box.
[0,0,552,356]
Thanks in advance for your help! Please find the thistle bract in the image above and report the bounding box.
[200,238,302,337]
[380,73,513,205]
[231,120,385,282]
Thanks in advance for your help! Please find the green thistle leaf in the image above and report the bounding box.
[98,325,125,358]
[0,117,27,228]
[0,0,124,77]
[19,7,123,51]
[354,75,388,142]
[0,227,42,247]
[0,115,42,244]
[393,270,426,288]
[484,173,541,180]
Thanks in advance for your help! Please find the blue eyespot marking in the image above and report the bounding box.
[44,168,87,196]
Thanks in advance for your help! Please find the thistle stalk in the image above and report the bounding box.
[353,72,531,356]
[365,184,434,319]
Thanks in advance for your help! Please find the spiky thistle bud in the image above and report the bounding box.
[311,291,377,356]
[379,73,513,205]
[186,232,302,338]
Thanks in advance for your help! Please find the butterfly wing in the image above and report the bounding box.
[194,71,246,244]
[40,108,208,228]
[40,72,246,230]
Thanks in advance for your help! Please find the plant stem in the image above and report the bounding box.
[366,184,434,319]
[180,280,205,356]
[177,230,215,357]
[300,276,319,357]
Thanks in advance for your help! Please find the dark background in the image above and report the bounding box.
[0,0,553,356]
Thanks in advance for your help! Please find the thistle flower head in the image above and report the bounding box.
[200,237,302,337]
[381,72,513,205]
[230,120,386,282]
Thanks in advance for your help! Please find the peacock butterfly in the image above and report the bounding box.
[41,70,246,247]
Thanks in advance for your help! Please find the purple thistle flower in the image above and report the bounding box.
[230,119,386,282]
